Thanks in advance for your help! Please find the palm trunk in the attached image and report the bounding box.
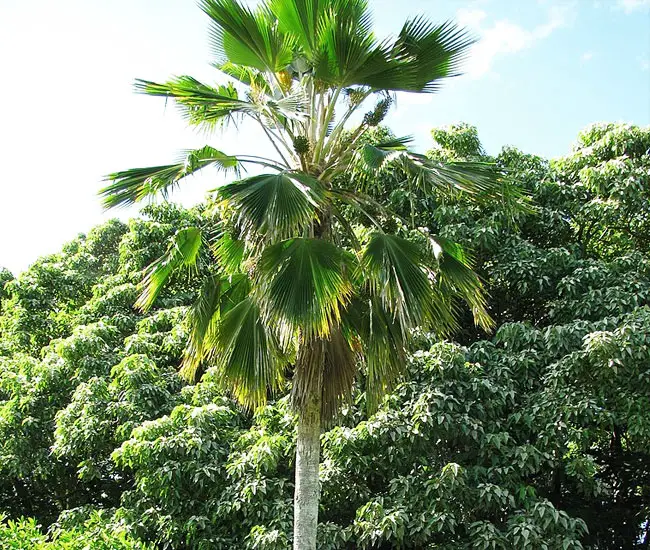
[293,378,322,550]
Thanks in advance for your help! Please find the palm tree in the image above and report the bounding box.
[101,1,505,548]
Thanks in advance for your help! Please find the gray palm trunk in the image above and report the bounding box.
[293,372,323,549]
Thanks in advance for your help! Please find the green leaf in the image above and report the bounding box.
[429,235,493,331]
[218,172,327,241]
[135,227,203,312]
[101,146,239,209]
[257,238,355,338]
[181,273,251,382]
[208,297,287,408]
[200,0,295,72]
[271,0,370,62]
[344,296,406,412]
[358,143,504,199]
[321,326,359,420]
[360,233,456,334]
[387,18,475,92]
[311,1,376,87]
[216,62,273,94]
[134,77,254,130]
[360,137,413,171]
[212,231,246,275]
[352,19,474,93]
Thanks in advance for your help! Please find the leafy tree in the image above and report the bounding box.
[99,2,503,548]
[0,220,127,355]
[0,511,152,549]
[0,206,192,528]
[551,123,650,258]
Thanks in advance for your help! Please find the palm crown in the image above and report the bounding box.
[100,2,508,546]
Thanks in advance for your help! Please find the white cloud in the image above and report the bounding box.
[456,8,487,29]
[581,51,594,61]
[459,4,575,78]
[617,0,650,13]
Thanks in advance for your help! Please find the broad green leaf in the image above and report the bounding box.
[257,238,355,338]
[218,172,327,241]
[200,0,295,72]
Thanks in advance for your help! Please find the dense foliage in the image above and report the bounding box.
[0,122,648,548]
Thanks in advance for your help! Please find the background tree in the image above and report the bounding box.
[98,1,503,548]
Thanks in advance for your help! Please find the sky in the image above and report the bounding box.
[0,0,649,275]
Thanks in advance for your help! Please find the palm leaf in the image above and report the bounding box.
[269,90,309,122]
[207,297,288,408]
[312,2,376,87]
[320,326,359,420]
[257,238,355,339]
[329,188,386,230]
[355,142,507,202]
[216,61,273,94]
[211,231,246,275]
[360,232,456,334]
[135,227,203,312]
[181,272,251,382]
[200,0,295,72]
[270,0,369,60]
[134,77,254,130]
[403,156,504,197]
[350,19,474,93]
[269,0,325,58]
[218,172,327,241]
[181,273,223,382]
[429,235,493,331]
[342,296,405,412]
[389,18,474,91]
[101,146,239,209]
[363,297,406,411]
[358,136,413,171]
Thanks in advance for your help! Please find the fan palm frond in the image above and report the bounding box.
[181,272,252,382]
[134,77,254,130]
[341,296,405,412]
[257,238,355,339]
[101,146,239,208]
[216,61,273,94]
[357,142,503,197]
[218,172,328,241]
[207,296,289,408]
[319,325,359,420]
[211,231,246,275]
[200,0,295,73]
[385,18,474,92]
[360,232,456,334]
[428,235,493,331]
[311,1,376,87]
[135,227,203,312]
